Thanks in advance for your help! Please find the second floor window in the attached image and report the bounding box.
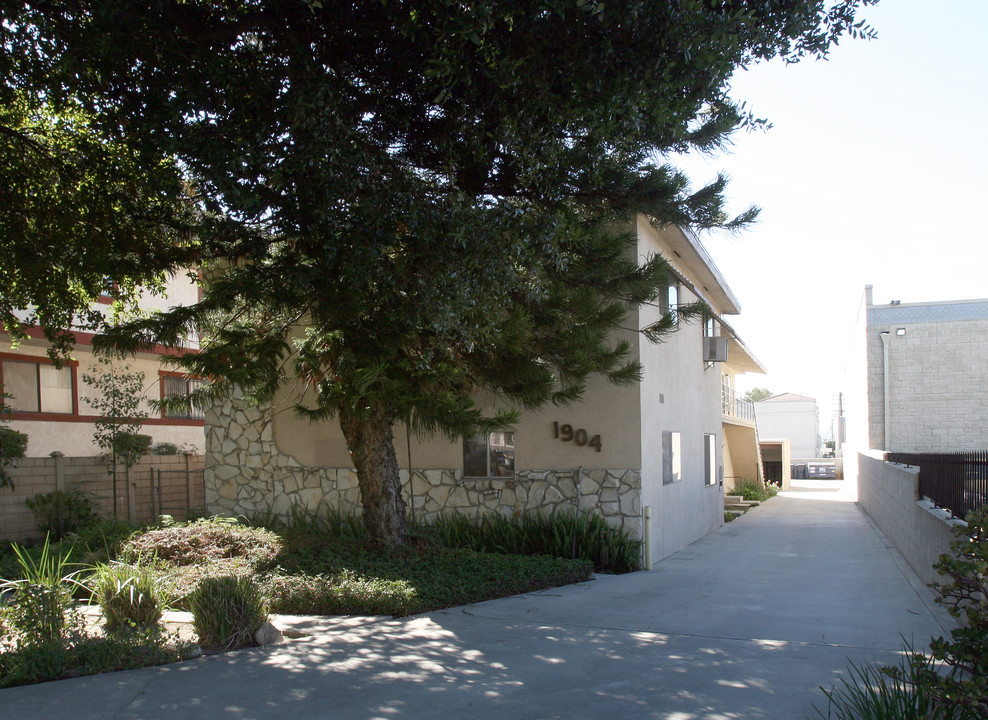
[161,375,205,419]
[661,281,680,325]
[1,359,74,414]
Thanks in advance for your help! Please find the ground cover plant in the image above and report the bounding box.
[120,516,594,616]
[416,510,640,574]
[731,480,779,503]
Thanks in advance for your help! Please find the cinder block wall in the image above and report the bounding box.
[1,455,204,544]
[857,451,963,588]
[867,305,988,452]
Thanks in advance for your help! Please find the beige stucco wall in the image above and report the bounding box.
[273,362,642,473]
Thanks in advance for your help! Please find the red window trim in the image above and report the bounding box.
[0,352,80,417]
[0,326,199,357]
[158,370,205,421]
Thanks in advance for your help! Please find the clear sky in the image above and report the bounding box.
[677,0,988,434]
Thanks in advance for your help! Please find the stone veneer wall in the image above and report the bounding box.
[205,396,642,539]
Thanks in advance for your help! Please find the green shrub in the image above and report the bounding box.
[0,537,82,650]
[190,575,267,650]
[924,506,988,718]
[815,649,967,720]
[418,510,640,573]
[0,624,193,688]
[0,427,28,459]
[0,426,28,490]
[111,433,152,458]
[248,504,366,539]
[25,488,99,541]
[151,442,179,455]
[263,570,416,617]
[732,480,778,503]
[90,562,167,630]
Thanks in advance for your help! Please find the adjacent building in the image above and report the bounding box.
[754,393,821,460]
[865,285,988,452]
[0,273,205,457]
[204,217,764,565]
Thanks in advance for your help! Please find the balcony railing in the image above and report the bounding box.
[721,383,755,422]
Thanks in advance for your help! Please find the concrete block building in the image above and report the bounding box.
[204,218,765,564]
[865,285,988,452]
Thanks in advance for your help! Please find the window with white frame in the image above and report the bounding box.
[662,430,681,485]
[161,374,205,419]
[660,279,680,326]
[704,433,717,486]
[1,359,74,414]
[463,431,515,478]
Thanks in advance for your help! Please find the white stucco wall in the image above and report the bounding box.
[754,397,820,459]
[636,219,724,562]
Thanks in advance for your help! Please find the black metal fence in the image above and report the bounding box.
[149,467,206,520]
[886,451,988,519]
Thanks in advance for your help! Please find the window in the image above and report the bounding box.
[704,433,717,486]
[160,374,205,419]
[662,431,681,485]
[704,316,717,338]
[661,281,680,326]
[463,431,515,478]
[0,359,74,414]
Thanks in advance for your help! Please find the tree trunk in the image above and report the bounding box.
[338,401,407,548]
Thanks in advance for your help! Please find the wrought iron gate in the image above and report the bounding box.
[149,467,205,520]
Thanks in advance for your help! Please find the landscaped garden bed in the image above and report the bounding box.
[1,509,637,688]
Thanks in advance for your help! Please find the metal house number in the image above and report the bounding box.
[552,422,602,452]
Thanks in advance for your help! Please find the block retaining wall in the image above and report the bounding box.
[857,450,962,589]
[1,454,205,543]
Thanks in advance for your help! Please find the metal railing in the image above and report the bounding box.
[886,451,988,519]
[721,382,756,422]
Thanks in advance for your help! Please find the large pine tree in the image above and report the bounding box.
[3,1,876,546]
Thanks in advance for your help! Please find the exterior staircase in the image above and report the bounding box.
[724,494,759,520]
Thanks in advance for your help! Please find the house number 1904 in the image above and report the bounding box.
[552,422,602,452]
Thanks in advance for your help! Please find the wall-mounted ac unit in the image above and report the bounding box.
[703,336,729,363]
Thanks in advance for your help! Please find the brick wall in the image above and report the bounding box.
[857,450,962,588]
[1,454,204,543]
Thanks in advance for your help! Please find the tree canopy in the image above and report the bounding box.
[2,0,877,545]
[744,387,774,403]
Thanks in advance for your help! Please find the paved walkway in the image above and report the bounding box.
[0,480,955,720]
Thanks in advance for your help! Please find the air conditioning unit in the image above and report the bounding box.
[703,336,728,363]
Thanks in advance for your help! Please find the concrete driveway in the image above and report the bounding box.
[0,479,955,720]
